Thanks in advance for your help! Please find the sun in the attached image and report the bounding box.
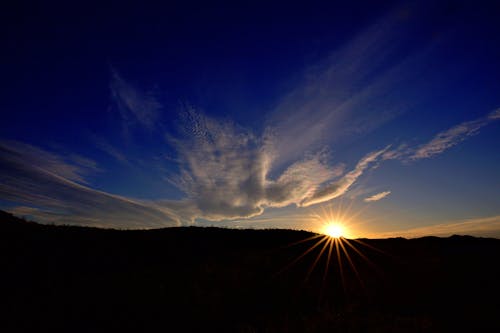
[323,223,344,238]
[277,203,383,292]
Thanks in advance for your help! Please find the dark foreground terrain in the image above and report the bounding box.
[1,211,499,332]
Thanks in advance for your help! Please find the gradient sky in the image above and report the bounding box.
[1,1,499,237]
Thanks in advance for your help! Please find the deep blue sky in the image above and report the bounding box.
[1,1,499,237]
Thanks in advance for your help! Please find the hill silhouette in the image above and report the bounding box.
[1,210,499,332]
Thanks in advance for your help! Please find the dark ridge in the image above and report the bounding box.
[1,211,499,332]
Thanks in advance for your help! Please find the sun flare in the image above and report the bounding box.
[323,223,344,238]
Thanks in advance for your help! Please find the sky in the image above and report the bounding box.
[1,1,499,237]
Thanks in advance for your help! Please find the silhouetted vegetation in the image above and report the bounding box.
[1,210,499,332]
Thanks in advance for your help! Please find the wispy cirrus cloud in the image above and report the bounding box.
[165,108,345,221]
[364,190,391,202]
[0,141,179,228]
[90,134,130,164]
[0,141,95,185]
[411,108,500,160]
[100,13,419,222]
[8,4,497,228]
[2,108,383,226]
[4,105,496,227]
[110,69,161,131]
[1,104,393,227]
[300,147,389,207]
[383,108,500,162]
[267,5,430,167]
[158,107,393,221]
[6,93,496,227]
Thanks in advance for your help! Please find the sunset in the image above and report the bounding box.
[323,223,344,238]
[1,1,499,331]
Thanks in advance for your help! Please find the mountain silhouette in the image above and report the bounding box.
[1,210,499,332]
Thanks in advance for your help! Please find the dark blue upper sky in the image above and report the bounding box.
[1,1,499,237]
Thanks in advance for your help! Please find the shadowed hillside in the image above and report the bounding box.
[1,210,499,332]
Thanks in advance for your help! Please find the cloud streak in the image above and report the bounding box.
[411,108,500,160]
[91,135,130,164]
[267,5,430,167]
[110,69,161,132]
[364,191,391,202]
[300,147,389,207]
[382,108,500,162]
[0,141,179,228]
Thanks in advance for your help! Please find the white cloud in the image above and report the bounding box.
[364,190,391,202]
[166,108,345,221]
